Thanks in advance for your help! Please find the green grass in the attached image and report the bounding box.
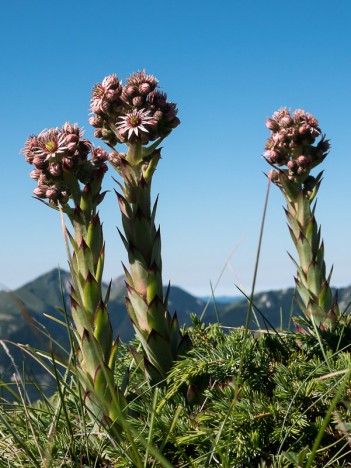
[1,321,351,467]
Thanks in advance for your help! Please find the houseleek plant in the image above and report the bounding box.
[263,108,339,329]
[22,124,125,424]
[89,71,192,384]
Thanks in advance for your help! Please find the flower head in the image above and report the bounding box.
[263,108,327,182]
[35,128,67,161]
[22,122,109,206]
[116,109,154,143]
[89,70,180,146]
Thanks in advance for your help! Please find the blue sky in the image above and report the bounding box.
[2,0,351,296]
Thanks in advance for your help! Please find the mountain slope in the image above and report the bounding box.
[1,269,350,399]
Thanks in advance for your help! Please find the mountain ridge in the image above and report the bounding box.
[1,269,351,398]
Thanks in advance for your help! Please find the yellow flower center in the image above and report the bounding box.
[45,140,57,152]
[129,114,141,127]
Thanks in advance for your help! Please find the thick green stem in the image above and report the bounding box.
[115,146,191,383]
[63,186,125,424]
[280,172,339,327]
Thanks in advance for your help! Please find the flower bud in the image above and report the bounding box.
[153,110,163,121]
[265,118,279,131]
[287,160,297,170]
[124,85,135,97]
[49,162,62,176]
[132,96,144,107]
[265,150,280,163]
[139,82,151,95]
[94,129,103,138]
[65,134,79,152]
[46,187,59,199]
[62,157,74,171]
[306,113,318,127]
[33,186,47,198]
[102,74,120,90]
[286,127,297,139]
[29,169,41,180]
[273,107,290,123]
[293,109,307,123]
[61,122,81,136]
[91,147,109,164]
[279,115,293,127]
[268,170,279,181]
[298,124,308,135]
[33,156,49,169]
[89,115,102,128]
[297,155,311,168]
[278,130,288,142]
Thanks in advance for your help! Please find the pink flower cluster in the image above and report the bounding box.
[264,108,330,181]
[89,71,180,146]
[22,123,109,205]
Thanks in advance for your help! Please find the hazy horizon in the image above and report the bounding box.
[2,266,351,299]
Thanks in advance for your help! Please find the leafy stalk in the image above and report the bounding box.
[264,108,339,328]
[277,171,339,327]
[22,124,125,424]
[111,145,191,384]
[89,70,192,383]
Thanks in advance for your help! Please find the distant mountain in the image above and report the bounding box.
[0,269,222,395]
[199,296,242,305]
[1,269,350,398]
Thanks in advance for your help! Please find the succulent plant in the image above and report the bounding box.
[90,71,191,384]
[23,124,125,424]
[263,108,339,328]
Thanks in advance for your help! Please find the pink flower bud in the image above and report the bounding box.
[297,155,311,167]
[89,116,102,128]
[91,147,109,163]
[139,82,151,95]
[299,124,308,135]
[268,170,279,181]
[265,150,279,163]
[94,129,103,138]
[293,109,307,123]
[132,96,144,107]
[64,134,79,152]
[61,122,81,136]
[265,118,279,132]
[105,89,119,102]
[33,156,49,169]
[287,160,297,170]
[62,157,74,171]
[33,186,47,198]
[29,169,41,180]
[46,187,59,199]
[286,127,297,139]
[49,163,62,176]
[279,115,293,127]
[278,130,287,142]
[102,74,120,90]
[124,85,135,97]
[306,113,318,127]
[153,110,163,121]
[273,107,290,123]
